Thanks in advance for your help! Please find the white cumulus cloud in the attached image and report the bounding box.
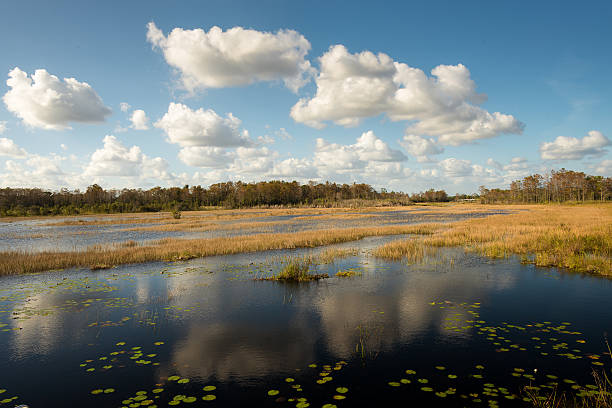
[0,154,70,188]
[228,147,277,175]
[269,157,318,179]
[0,121,7,134]
[155,102,250,148]
[84,135,172,181]
[540,130,610,160]
[0,137,27,158]
[400,134,444,162]
[314,130,406,173]
[290,45,523,145]
[178,146,233,168]
[130,109,150,130]
[3,67,111,130]
[146,22,314,93]
[438,157,475,178]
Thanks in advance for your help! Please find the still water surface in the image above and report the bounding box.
[0,235,611,407]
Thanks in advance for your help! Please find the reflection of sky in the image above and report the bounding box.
[2,239,612,407]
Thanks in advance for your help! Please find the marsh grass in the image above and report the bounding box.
[318,247,359,264]
[0,223,443,275]
[373,238,437,263]
[375,204,612,276]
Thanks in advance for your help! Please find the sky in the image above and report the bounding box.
[0,0,611,194]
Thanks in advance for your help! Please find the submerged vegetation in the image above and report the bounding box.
[375,204,612,276]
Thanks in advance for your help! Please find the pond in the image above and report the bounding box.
[0,234,610,407]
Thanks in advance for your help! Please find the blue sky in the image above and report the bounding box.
[0,0,610,193]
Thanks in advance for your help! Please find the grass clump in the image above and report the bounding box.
[336,269,359,277]
[262,257,328,282]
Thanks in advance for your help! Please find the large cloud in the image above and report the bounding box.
[147,22,313,92]
[290,45,523,145]
[0,137,27,158]
[155,102,250,148]
[540,130,610,160]
[314,130,406,173]
[84,135,172,181]
[3,68,111,130]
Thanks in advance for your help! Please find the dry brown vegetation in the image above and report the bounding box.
[375,204,612,276]
[0,223,442,275]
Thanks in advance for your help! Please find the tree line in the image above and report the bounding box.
[479,169,612,203]
[2,168,607,216]
[0,181,451,216]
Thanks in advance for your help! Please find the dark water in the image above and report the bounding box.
[0,236,610,407]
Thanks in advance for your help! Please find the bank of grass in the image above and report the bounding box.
[375,204,612,276]
[0,223,443,275]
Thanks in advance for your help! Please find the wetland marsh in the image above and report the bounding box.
[0,205,611,407]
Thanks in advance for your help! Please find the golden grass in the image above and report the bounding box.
[317,247,359,264]
[0,223,443,275]
[373,238,437,263]
[375,204,612,276]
